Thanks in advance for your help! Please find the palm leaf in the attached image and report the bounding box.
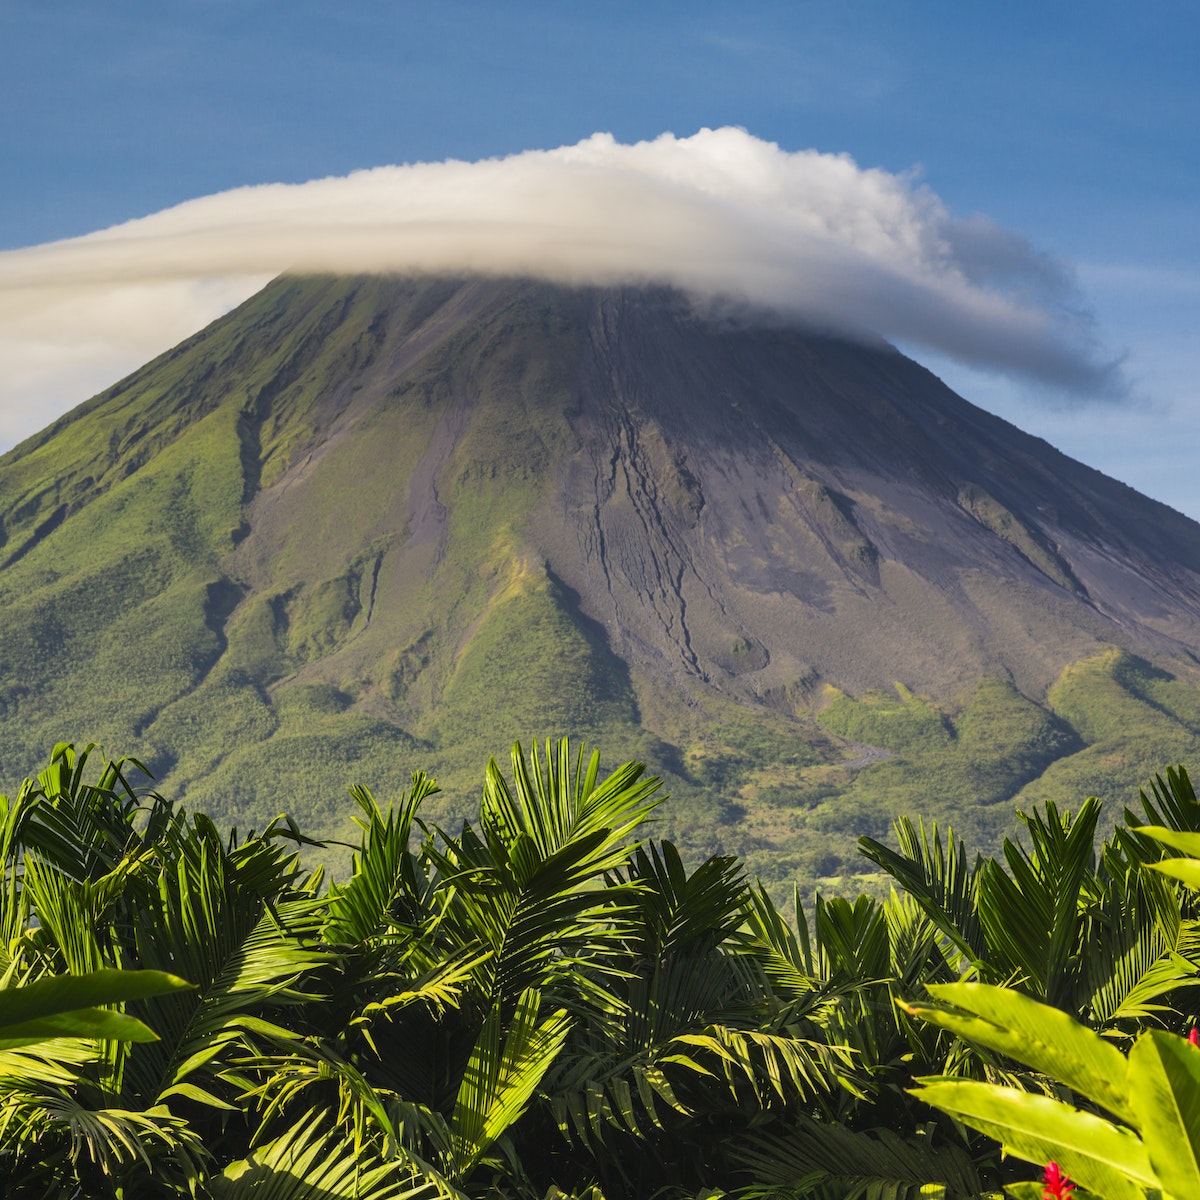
[0,1087,210,1194]
[975,799,1101,1006]
[859,817,984,969]
[740,883,818,999]
[121,822,331,1109]
[235,1042,403,1157]
[734,1117,986,1200]
[1127,766,1200,834]
[325,774,440,947]
[664,1025,845,1108]
[448,987,571,1177]
[428,742,657,1008]
[212,1108,457,1199]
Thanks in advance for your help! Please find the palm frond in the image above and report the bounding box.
[448,987,571,1178]
[235,1041,401,1157]
[352,943,493,1037]
[122,827,331,1108]
[884,891,951,991]
[1082,860,1199,1026]
[813,894,890,980]
[212,1107,459,1200]
[484,740,660,866]
[624,844,746,961]
[733,1118,986,1200]
[325,773,440,947]
[859,817,984,970]
[0,1086,210,1195]
[428,743,658,1007]
[975,799,1101,1005]
[1127,765,1200,834]
[663,1025,846,1108]
[23,745,159,883]
[546,1049,690,1146]
[740,883,817,1000]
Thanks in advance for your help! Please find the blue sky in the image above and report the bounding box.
[2,1,1198,514]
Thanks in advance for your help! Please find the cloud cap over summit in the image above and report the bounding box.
[0,128,1122,446]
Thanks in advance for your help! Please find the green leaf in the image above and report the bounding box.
[1128,1031,1200,1198]
[213,1108,450,1198]
[974,799,1101,1006]
[325,773,439,946]
[0,1007,159,1048]
[735,1116,987,1200]
[0,969,193,1026]
[1148,858,1200,890]
[902,982,1136,1125]
[156,1080,240,1110]
[450,988,571,1176]
[860,817,984,970]
[0,969,193,1049]
[1133,826,1200,858]
[911,1079,1155,1199]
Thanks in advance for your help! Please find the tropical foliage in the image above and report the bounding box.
[0,741,1198,1197]
[905,983,1200,1199]
[902,782,1200,1199]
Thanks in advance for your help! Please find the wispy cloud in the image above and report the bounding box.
[0,127,1124,448]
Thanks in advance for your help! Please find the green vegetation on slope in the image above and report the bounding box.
[784,649,1200,893]
[0,397,247,770]
[1014,647,1200,808]
[811,675,1077,843]
[435,557,638,754]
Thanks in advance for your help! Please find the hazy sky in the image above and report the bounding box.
[2,1,1197,516]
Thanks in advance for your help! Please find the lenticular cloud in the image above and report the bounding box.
[0,128,1122,446]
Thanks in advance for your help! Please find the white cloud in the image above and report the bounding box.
[0,127,1123,450]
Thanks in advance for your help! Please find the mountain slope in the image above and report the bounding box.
[2,273,1199,882]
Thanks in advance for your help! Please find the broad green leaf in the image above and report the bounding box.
[0,969,193,1049]
[1128,1031,1200,1198]
[0,969,193,1025]
[912,1079,1155,1199]
[0,1007,160,1048]
[1133,826,1200,858]
[1149,859,1200,891]
[903,982,1136,1125]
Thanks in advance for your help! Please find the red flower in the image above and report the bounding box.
[1042,1161,1075,1199]
[1188,1027,1199,1047]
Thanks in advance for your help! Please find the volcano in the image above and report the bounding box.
[2,274,1199,882]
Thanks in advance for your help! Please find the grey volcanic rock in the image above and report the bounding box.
[513,281,1200,702]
